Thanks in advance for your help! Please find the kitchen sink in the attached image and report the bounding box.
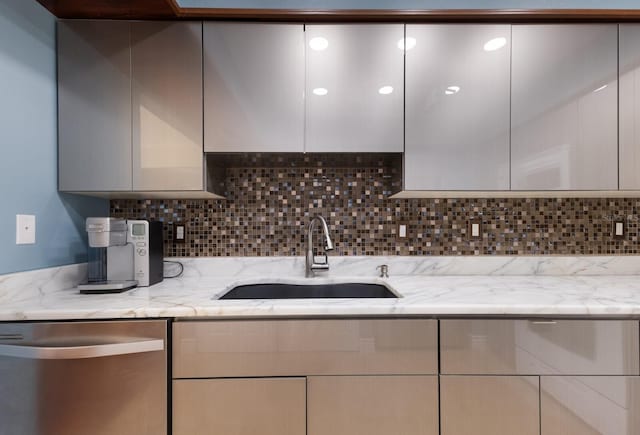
[219,283,398,299]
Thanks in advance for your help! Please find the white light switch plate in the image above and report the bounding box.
[471,223,481,238]
[398,224,407,238]
[16,214,36,245]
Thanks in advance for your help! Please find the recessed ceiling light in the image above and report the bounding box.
[309,37,329,51]
[397,37,417,51]
[483,37,507,52]
[445,85,461,95]
[378,86,394,95]
[313,87,328,96]
[593,84,608,93]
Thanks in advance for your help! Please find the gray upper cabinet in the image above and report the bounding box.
[620,25,640,190]
[405,24,511,191]
[511,25,618,191]
[305,24,404,153]
[58,20,132,192]
[203,23,304,153]
[131,22,204,191]
[59,20,214,197]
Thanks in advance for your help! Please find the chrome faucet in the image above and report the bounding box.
[306,215,334,277]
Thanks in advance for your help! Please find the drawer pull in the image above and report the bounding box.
[530,320,557,325]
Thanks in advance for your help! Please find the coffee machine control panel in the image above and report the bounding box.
[128,220,150,286]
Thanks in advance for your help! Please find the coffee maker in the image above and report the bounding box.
[78,217,164,294]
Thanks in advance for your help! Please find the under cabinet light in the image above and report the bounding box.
[309,37,329,51]
[484,37,507,52]
[397,37,416,51]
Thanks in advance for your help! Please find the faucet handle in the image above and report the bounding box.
[376,264,389,278]
[313,254,328,265]
[311,254,330,272]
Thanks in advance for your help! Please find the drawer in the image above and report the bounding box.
[441,319,639,375]
[173,318,437,378]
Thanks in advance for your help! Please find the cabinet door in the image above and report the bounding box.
[203,23,304,152]
[511,25,618,190]
[305,25,404,152]
[307,375,438,435]
[620,25,640,190]
[405,25,510,190]
[441,375,540,435]
[173,378,306,435]
[541,376,640,435]
[131,22,204,191]
[58,20,132,192]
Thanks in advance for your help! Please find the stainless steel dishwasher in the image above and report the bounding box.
[0,319,167,435]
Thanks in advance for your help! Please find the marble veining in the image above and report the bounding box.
[2,256,640,320]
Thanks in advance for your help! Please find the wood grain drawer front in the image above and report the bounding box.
[441,375,540,435]
[441,319,639,375]
[173,378,306,435]
[173,319,438,378]
[307,375,439,435]
[541,376,640,435]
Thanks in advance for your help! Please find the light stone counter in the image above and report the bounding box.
[2,256,640,320]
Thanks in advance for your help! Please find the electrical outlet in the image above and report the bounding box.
[469,220,481,238]
[613,220,625,239]
[397,223,407,239]
[174,224,186,243]
[16,214,36,245]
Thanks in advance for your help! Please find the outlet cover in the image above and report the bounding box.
[174,224,186,243]
[16,214,36,245]
[613,220,625,239]
[469,220,481,238]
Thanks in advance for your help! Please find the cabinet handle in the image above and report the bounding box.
[0,337,164,360]
[530,320,557,325]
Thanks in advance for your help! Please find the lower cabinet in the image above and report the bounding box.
[307,375,439,435]
[440,375,540,435]
[172,378,306,435]
[171,318,640,435]
[541,376,640,435]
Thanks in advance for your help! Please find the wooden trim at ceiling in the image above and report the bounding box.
[34,0,640,22]
[35,0,178,19]
[175,7,640,22]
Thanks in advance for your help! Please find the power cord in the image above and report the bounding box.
[163,260,184,279]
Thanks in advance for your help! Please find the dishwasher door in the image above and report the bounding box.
[0,319,167,435]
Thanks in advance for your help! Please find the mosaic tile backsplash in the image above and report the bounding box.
[111,159,640,257]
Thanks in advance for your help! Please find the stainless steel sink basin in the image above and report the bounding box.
[219,283,398,299]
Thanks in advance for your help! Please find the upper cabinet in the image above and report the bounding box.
[405,24,511,190]
[305,25,404,153]
[203,23,305,153]
[131,22,204,191]
[620,25,640,190]
[511,25,618,191]
[58,21,132,192]
[60,21,635,195]
[58,20,215,197]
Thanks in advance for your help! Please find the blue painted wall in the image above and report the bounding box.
[0,0,107,275]
[179,0,640,9]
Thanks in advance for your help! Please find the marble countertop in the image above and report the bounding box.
[3,256,640,321]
